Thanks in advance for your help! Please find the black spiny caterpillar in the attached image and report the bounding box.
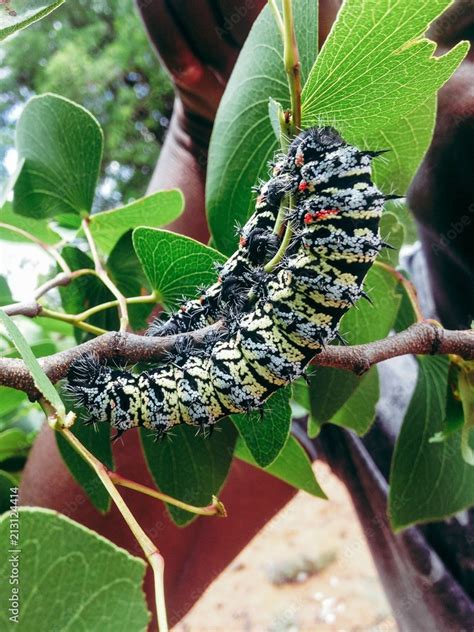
[67,127,390,439]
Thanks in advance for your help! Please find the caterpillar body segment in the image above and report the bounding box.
[67,127,386,436]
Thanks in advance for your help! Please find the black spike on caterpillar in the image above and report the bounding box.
[67,127,386,437]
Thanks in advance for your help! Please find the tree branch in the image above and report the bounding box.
[0,321,472,399]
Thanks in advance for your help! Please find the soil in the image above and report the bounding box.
[177,462,396,632]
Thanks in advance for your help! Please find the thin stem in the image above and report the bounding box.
[0,222,71,274]
[265,222,293,273]
[268,0,284,36]
[375,260,424,322]
[282,0,301,132]
[40,307,107,335]
[59,427,168,631]
[34,268,96,300]
[76,291,158,322]
[109,471,227,517]
[82,218,129,331]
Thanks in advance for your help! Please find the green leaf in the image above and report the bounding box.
[301,0,468,195]
[330,367,379,435]
[232,387,292,468]
[389,356,474,530]
[0,388,25,418]
[0,429,35,464]
[133,228,226,309]
[107,232,154,332]
[56,422,113,513]
[459,361,474,466]
[88,189,184,255]
[0,470,17,514]
[0,508,150,629]
[235,434,326,498]
[0,202,61,245]
[140,419,238,526]
[0,0,64,41]
[340,265,401,345]
[394,272,418,332]
[0,276,13,306]
[309,367,361,424]
[378,212,405,266]
[206,0,318,255]
[0,310,64,415]
[14,93,103,218]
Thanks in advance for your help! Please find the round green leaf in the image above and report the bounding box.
[14,93,103,218]
[0,508,150,630]
[133,227,226,309]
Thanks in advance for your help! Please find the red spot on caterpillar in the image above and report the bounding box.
[217,276,222,284]
[239,236,247,247]
[304,212,314,224]
[180,305,187,313]
[298,181,309,192]
[315,208,339,220]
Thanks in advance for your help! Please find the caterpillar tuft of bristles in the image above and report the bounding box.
[67,127,387,438]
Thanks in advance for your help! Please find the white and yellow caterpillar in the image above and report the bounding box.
[67,127,388,438]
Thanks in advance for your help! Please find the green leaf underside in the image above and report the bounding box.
[0,310,64,414]
[389,356,474,530]
[394,272,418,332]
[378,212,405,266]
[232,387,292,468]
[89,189,184,255]
[301,0,468,195]
[0,508,150,630]
[140,419,238,526]
[206,0,319,255]
[0,202,60,245]
[341,265,401,345]
[307,366,379,437]
[14,93,103,218]
[235,434,326,499]
[0,0,64,41]
[133,227,226,309]
[56,422,113,513]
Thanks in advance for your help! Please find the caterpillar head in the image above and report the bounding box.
[66,355,140,431]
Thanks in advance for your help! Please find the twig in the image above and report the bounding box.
[34,268,97,300]
[0,222,71,274]
[268,0,284,36]
[282,0,301,131]
[82,217,129,332]
[57,426,168,631]
[1,322,472,398]
[109,472,227,517]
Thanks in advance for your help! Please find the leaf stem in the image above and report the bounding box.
[282,0,301,132]
[0,222,71,273]
[57,425,168,631]
[34,268,96,300]
[109,471,227,517]
[82,218,129,331]
[40,307,107,335]
[76,291,158,322]
[267,0,284,36]
[375,260,424,323]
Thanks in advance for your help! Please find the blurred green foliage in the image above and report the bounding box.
[0,0,173,206]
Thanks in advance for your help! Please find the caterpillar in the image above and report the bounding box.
[67,127,388,438]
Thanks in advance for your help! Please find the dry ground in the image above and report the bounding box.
[177,462,396,632]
